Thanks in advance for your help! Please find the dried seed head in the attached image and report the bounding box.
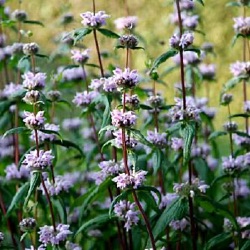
[223,121,238,132]
[47,90,61,102]
[119,35,138,49]
[220,93,233,106]
[23,42,39,55]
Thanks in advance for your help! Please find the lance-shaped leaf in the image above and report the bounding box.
[72,28,92,44]
[196,0,205,5]
[97,28,120,39]
[3,127,30,138]
[149,50,178,74]
[51,197,67,224]
[204,232,232,250]
[23,20,44,27]
[153,197,188,240]
[208,131,227,140]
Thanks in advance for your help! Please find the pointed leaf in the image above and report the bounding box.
[4,127,30,138]
[51,197,67,224]
[72,28,92,44]
[223,77,242,91]
[196,0,205,5]
[229,113,250,119]
[97,28,120,39]
[39,129,63,141]
[153,197,188,240]
[150,50,178,74]
[205,232,232,250]
[23,20,44,27]
[208,131,227,140]
[20,232,28,242]
[226,1,241,7]
[241,240,250,250]
[24,172,41,208]
[6,182,29,216]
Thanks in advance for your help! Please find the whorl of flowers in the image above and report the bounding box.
[72,90,98,107]
[114,200,140,231]
[112,169,147,189]
[173,178,209,198]
[114,16,138,30]
[5,163,30,180]
[113,130,138,149]
[23,111,45,130]
[19,218,36,232]
[38,224,72,246]
[199,64,216,80]
[233,17,250,36]
[22,150,54,171]
[111,109,137,128]
[23,90,40,105]
[169,32,194,49]
[39,175,74,196]
[30,123,60,142]
[80,11,109,28]
[71,49,90,64]
[147,129,167,148]
[22,72,46,90]
[170,218,189,231]
[23,42,39,55]
[122,94,140,109]
[230,61,250,78]
[119,35,139,49]
[112,68,139,89]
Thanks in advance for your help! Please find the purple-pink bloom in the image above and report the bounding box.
[1,82,23,98]
[233,17,250,35]
[22,72,46,90]
[23,111,45,130]
[230,61,250,77]
[112,68,139,89]
[147,129,167,148]
[179,32,194,49]
[199,64,216,80]
[72,90,98,107]
[80,11,109,28]
[111,109,137,127]
[114,16,138,30]
[5,163,30,180]
[170,218,188,231]
[71,49,90,64]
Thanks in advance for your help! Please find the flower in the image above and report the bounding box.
[199,64,216,80]
[230,61,250,78]
[112,170,147,189]
[170,218,188,231]
[114,200,139,231]
[119,35,138,49]
[244,100,250,113]
[72,90,97,107]
[60,67,86,82]
[5,163,30,180]
[38,224,72,246]
[220,93,233,106]
[30,123,60,142]
[223,121,238,132]
[147,129,167,148]
[22,72,46,90]
[114,16,138,30]
[23,42,39,55]
[233,17,250,35]
[23,111,45,130]
[113,129,138,149]
[122,94,140,109]
[19,218,36,232]
[171,137,183,151]
[12,9,27,21]
[80,11,109,28]
[179,32,194,49]
[62,118,82,130]
[112,68,139,89]
[71,49,90,64]
[23,90,40,104]
[1,82,23,98]
[22,150,54,171]
[111,109,137,127]
[222,155,241,174]
[183,14,199,30]
[159,193,178,209]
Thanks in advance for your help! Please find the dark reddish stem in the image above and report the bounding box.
[93,29,104,77]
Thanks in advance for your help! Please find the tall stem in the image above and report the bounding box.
[93,29,104,77]
[188,196,197,250]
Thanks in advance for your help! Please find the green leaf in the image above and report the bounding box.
[180,122,196,167]
[0,20,16,27]
[150,50,178,74]
[35,54,49,59]
[229,113,250,119]
[72,28,92,44]
[153,197,188,240]
[24,172,41,208]
[205,232,232,250]
[196,0,205,5]
[241,240,250,250]
[136,186,162,207]
[226,1,241,7]
[6,182,29,216]
[139,104,153,110]
[97,28,120,39]
[130,129,153,147]
[75,214,114,237]
[131,46,145,50]
[20,232,28,242]
[99,125,117,136]
[51,197,67,224]
[100,95,111,129]
[23,20,44,26]
[208,131,227,140]
[223,77,243,91]
[18,55,30,72]
[196,196,239,231]
[51,140,84,158]
[3,127,30,138]
[39,129,63,141]
[0,100,15,116]
[184,48,201,56]
[152,149,163,173]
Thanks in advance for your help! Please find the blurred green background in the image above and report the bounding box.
[6,0,250,129]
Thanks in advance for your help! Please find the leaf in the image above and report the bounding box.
[24,172,41,208]
[0,100,15,116]
[131,46,145,50]
[6,182,29,216]
[20,232,28,242]
[3,127,30,138]
[229,113,250,119]
[97,28,120,39]
[196,0,205,5]
[184,48,201,56]
[100,95,111,129]
[72,28,92,44]
[139,104,153,110]
[205,232,232,250]
[39,129,63,141]
[75,214,114,237]
[208,131,227,140]
[180,122,196,167]
[18,55,30,72]
[99,125,117,136]
[51,198,67,224]
[150,50,178,74]
[226,1,241,7]
[35,54,49,59]
[23,20,44,26]
[51,140,84,158]
[136,186,162,207]
[241,240,250,250]
[153,197,188,240]
[196,195,239,231]
[223,77,242,91]
[130,129,153,147]
[152,149,163,173]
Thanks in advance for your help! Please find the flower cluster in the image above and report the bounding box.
[147,129,167,148]
[71,49,90,64]
[233,17,250,36]
[199,64,216,80]
[111,109,137,127]
[169,32,194,49]
[30,123,60,142]
[22,72,46,90]
[22,150,54,171]
[5,163,30,180]
[112,68,139,89]
[173,178,209,198]
[119,35,138,49]
[114,200,139,231]
[72,90,97,107]
[80,11,109,28]
[169,218,189,231]
[38,224,72,246]
[23,111,45,130]
[112,170,147,189]
[114,16,138,30]
[230,61,250,78]
[113,129,138,149]
[19,218,36,232]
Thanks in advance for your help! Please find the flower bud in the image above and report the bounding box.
[220,93,233,106]
[223,121,238,132]
[12,9,27,22]
[47,90,61,102]
[19,218,36,233]
[23,90,40,105]
[119,35,138,49]
[61,13,74,25]
[23,42,39,55]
